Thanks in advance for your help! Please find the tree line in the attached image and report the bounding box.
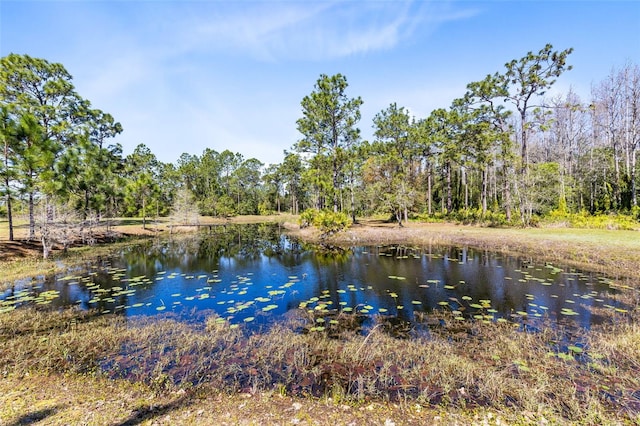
[1,46,639,247]
[294,45,639,227]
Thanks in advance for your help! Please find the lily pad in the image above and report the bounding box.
[568,345,583,354]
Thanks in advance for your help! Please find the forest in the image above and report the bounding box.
[1,45,639,246]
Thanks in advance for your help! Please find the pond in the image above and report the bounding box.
[0,223,633,335]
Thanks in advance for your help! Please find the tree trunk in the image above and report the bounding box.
[142,196,147,230]
[292,191,298,215]
[520,110,528,167]
[503,165,512,222]
[481,166,488,216]
[332,160,339,213]
[3,141,13,241]
[350,182,357,223]
[491,166,497,208]
[3,175,13,241]
[28,191,35,240]
[84,189,90,220]
[41,233,50,259]
[6,192,13,241]
[632,147,638,207]
[462,167,468,209]
[395,206,403,227]
[613,138,621,209]
[446,161,452,214]
[427,169,432,216]
[400,181,408,224]
[40,205,51,259]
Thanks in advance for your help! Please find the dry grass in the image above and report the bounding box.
[1,307,639,424]
[0,372,492,426]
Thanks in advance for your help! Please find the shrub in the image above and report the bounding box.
[257,202,274,216]
[299,209,350,235]
[299,209,318,229]
[542,210,640,230]
[483,210,509,227]
[215,195,236,218]
[314,210,350,235]
[446,208,511,227]
[414,213,446,223]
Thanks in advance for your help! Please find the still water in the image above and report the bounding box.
[0,224,631,332]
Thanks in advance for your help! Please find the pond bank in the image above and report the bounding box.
[0,216,294,289]
[2,216,639,291]
[1,306,639,425]
[0,371,498,425]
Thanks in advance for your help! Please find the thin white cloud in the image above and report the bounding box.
[72,0,480,112]
[80,52,153,101]
[2,0,481,164]
[164,0,479,61]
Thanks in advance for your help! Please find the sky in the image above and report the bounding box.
[1,0,639,167]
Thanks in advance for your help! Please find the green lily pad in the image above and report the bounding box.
[568,345,583,354]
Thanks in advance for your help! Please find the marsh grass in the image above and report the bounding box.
[1,307,639,424]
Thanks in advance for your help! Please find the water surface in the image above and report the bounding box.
[1,224,632,334]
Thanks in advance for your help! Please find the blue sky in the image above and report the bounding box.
[1,0,639,166]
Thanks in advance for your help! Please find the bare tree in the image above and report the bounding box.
[591,62,640,209]
[170,188,200,226]
[37,200,81,259]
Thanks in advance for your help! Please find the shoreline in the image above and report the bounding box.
[2,216,639,290]
[285,220,640,281]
